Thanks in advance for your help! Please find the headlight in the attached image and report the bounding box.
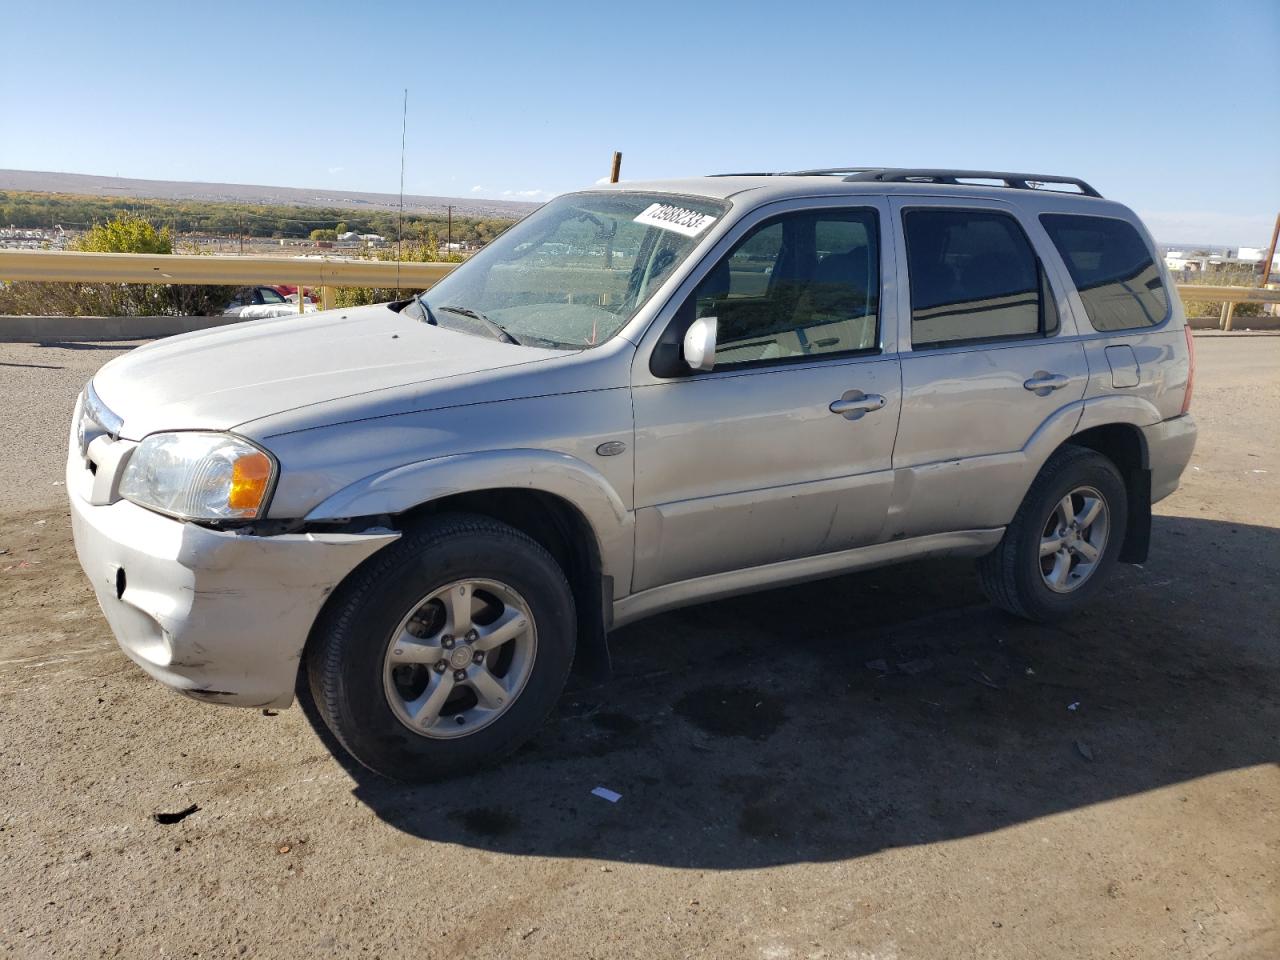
[119,432,276,521]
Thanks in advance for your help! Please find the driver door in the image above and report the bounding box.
[629,199,902,592]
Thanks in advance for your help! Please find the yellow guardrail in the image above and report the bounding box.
[1175,284,1280,304]
[1,249,1276,329]
[0,249,457,288]
[1176,283,1280,330]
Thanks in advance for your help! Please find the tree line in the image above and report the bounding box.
[0,190,515,245]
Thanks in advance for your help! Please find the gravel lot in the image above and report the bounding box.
[1,336,1276,959]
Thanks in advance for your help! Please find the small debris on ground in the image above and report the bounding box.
[1076,741,1094,762]
[896,658,933,676]
[152,803,199,825]
[261,708,278,717]
[591,786,622,803]
[1068,701,1081,711]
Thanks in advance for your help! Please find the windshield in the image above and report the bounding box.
[419,192,728,348]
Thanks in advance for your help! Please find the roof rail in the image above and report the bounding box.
[843,168,1102,198]
[708,167,884,178]
[780,167,883,177]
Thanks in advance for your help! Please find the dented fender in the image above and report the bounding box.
[304,448,635,593]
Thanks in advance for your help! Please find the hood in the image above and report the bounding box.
[92,303,567,439]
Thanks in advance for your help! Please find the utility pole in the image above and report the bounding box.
[447,205,453,254]
[1260,211,1279,288]
[238,214,245,256]
[610,151,622,183]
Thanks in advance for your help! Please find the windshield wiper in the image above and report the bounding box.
[436,304,521,345]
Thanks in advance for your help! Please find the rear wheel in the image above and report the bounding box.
[978,446,1128,622]
[305,513,576,782]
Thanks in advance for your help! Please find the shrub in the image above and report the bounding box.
[0,213,235,316]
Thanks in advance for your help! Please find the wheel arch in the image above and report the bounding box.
[300,450,631,684]
[396,487,614,679]
[1065,421,1151,563]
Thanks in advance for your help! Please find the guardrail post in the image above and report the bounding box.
[321,286,334,311]
[1221,301,1236,331]
[298,284,306,315]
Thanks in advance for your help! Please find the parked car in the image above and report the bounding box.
[68,168,1196,782]
[223,286,313,319]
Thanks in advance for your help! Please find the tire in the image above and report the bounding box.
[305,513,576,783]
[977,445,1128,622]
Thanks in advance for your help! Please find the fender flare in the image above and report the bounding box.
[303,448,634,592]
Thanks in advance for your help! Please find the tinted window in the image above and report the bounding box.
[691,209,879,368]
[1040,214,1168,331]
[904,209,1056,348]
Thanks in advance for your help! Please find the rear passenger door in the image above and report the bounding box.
[888,196,1089,538]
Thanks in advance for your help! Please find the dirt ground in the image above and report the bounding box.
[1,335,1276,959]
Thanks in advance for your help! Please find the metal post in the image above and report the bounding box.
[447,205,452,255]
[321,286,334,310]
[1220,301,1236,331]
[610,151,622,184]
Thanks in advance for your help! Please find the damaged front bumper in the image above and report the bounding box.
[67,448,397,708]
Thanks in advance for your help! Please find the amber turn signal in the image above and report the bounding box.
[228,450,273,513]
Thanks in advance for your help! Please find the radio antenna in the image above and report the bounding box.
[396,88,408,290]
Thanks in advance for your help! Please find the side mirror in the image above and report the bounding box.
[682,316,717,371]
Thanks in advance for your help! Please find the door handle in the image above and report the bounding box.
[1023,372,1070,395]
[829,390,887,420]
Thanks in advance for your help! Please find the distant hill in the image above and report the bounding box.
[0,169,540,220]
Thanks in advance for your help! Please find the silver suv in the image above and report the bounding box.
[68,168,1197,781]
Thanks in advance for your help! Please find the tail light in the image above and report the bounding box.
[1181,324,1196,415]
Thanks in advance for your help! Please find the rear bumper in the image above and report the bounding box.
[1143,414,1197,504]
[67,453,398,708]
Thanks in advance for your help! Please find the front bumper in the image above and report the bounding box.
[67,444,398,708]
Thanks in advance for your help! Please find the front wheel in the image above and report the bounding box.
[305,513,576,782]
[978,446,1128,622]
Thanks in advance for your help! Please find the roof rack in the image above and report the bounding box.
[707,167,1102,198]
[842,168,1102,198]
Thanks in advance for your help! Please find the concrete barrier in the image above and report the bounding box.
[0,315,247,342]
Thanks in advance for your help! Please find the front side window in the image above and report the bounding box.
[420,192,727,349]
[689,208,880,368]
[904,208,1057,348]
[1040,214,1168,331]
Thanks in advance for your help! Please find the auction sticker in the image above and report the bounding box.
[633,202,718,238]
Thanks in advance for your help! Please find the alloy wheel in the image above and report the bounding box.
[382,579,537,739]
[1039,486,1110,594]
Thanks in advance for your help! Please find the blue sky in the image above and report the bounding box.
[3,0,1277,245]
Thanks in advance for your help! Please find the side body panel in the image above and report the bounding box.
[885,195,1089,537]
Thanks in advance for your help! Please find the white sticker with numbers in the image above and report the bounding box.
[633,202,718,237]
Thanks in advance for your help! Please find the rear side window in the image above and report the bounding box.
[1040,214,1169,331]
[904,208,1057,348]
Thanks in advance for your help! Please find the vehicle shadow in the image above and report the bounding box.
[310,514,1280,869]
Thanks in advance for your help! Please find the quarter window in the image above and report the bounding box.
[1040,214,1168,331]
[690,208,880,368]
[904,208,1057,348]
